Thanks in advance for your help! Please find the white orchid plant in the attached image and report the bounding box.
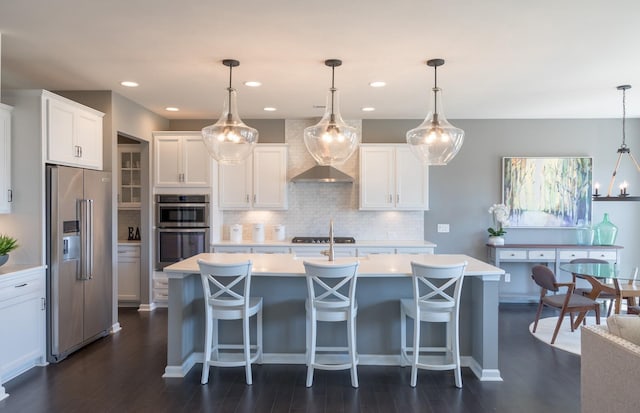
[488,203,509,237]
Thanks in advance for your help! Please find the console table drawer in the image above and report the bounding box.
[559,250,589,260]
[498,250,527,260]
[588,250,617,261]
[528,250,556,260]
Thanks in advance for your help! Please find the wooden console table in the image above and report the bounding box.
[487,244,623,276]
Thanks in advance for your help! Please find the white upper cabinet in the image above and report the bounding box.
[0,104,13,214]
[219,145,288,210]
[359,144,429,210]
[153,132,212,188]
[44,91,104,170]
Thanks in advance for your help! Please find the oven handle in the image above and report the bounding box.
[156,203,209,207]
[156,228,210,232]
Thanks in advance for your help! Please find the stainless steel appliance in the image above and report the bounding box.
[46,165,112,362]
[155,194,209,269]
[156,194,209,227]
[292,236,356,244]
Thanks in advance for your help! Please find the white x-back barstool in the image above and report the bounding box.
[400,261,467,388]
[304,260,360,388]
[197,259,263,385]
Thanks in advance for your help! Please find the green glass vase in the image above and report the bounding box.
[593,213,618,246]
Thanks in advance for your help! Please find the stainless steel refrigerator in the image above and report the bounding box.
[46,165,112,362]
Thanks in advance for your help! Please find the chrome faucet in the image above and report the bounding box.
[321,219,335,261]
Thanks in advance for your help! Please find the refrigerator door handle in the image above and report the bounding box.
[87,199,94,280]
[78,199,94,280]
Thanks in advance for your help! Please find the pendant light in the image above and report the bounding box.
[406,58,464,165]
[303,59,358,166]
[594,84,640,201]
[202,59,258,165]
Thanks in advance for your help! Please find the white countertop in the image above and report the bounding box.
[164,253,503,279]
[211,240,437,248]
[0,264,47,278]
[118,240,142,246]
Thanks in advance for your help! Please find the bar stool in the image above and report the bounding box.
[400,261,467,388]
[197,259,263,385]
[304,260,360,388]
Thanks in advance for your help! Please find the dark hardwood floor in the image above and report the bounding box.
[0,304,580,413]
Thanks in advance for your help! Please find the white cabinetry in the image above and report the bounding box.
[153,132,212,188]
[152,271,169,307]
[0,104,13,214]
[117,244,141,303]
[118,145,142,208]
[359,144,428,210]
[0,266,46,389]
[219,145,288,210]
[44,91,104,170]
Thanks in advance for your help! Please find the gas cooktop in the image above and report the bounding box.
[291,236,356,244]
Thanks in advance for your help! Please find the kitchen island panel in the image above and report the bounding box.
[163,253,503,381]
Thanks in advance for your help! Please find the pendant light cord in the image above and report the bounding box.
[226,64,234,121]
[433,65,438,114]
[330,64,336,118]
[622,87,627,148]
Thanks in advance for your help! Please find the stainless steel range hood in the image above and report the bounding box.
[291,165,354,183]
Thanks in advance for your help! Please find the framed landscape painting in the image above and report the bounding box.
[502,157,592,228]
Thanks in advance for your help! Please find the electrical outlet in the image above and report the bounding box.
[437,224,450,233]
[504,273,511,283]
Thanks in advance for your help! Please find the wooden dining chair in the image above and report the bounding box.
[617,267,640,313]
[569,258,616,316]
[531,265,601,344]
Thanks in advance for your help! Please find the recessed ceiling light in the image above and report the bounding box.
[244,81,262,87]
[120,81,139,87]
[263,107,277,112]
[165,107,180,112]
[361,107,376,112]
[369,81,386,88]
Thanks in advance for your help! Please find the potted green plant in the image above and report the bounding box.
[0,234,19,267]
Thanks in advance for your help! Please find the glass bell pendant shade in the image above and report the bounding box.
[303,89,358,166]
[202,88,258,165]
[406,87,464,165]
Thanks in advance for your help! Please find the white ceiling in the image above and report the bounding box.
[1,0,640,120]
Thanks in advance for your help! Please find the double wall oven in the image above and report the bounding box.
[155,194,209,269]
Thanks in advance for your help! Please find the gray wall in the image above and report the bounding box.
[169,119,284,143]
[366,118,640,296]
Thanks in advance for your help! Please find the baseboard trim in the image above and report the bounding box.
[466,357,503,381]
[110,322,122,334]
[162,352,502,381]
[163,352,203,378]
[138,303,157,312]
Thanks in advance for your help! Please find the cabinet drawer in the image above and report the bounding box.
[358,247,394,256]
[117,245,141,258]
[153,278,169,289]
[395,247,434,255]
[213,246,252,253]
[251,246,291,254]
[588,250,617,261]
[528,250,556,260]
[559,250,588,260]
[153,289,169,302]
[498,250,527,260]
[0,275,43,303]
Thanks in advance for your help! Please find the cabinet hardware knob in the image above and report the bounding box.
[7,189,12,202]
[14,283,28,288]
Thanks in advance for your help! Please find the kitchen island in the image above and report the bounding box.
[162,253,505,381]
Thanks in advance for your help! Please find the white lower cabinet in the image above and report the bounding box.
[153,272,169,307]
[0,267,46,388]
[117,244,141,303]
